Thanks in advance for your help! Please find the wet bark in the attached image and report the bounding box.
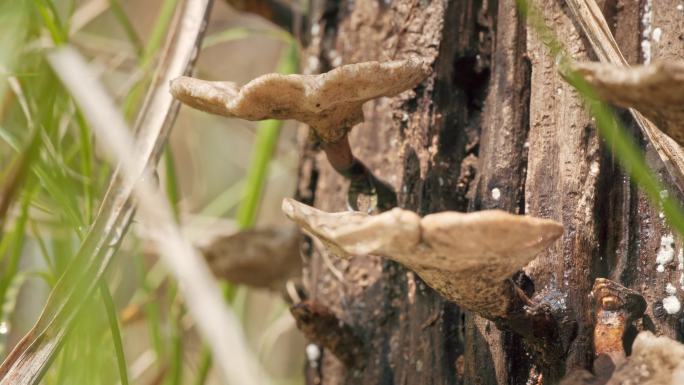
[294,0,684,384]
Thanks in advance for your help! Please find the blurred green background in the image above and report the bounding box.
[0,0,304,384]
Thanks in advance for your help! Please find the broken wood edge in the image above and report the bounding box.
[564,0,684,194]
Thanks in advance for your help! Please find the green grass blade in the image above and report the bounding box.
[235,41,299,229]
[99,280,129,385]
[194,39,299,385]
[108,0,144,57]
[122,0,178,118]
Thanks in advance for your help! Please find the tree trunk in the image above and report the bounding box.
[294,1,684,384]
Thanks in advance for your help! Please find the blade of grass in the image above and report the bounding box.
[99,281,129,385]
[33,0,67,45]
[122,0,178,119]
[133,254,164,359]
[202,27,291,49]
[108,0,144,57]
[235,40,298,228]
[194,38,299,385]
[0,190,33,326]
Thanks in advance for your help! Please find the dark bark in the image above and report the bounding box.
[294,0,684,384]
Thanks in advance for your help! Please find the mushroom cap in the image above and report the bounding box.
[170,58,430,143]
[281,197,420,259]
[281,198,563,317]
[199,225,301,290]
[574,61,684,146]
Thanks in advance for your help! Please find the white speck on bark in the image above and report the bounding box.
[663,295,681,314]
[306,344,321,367]
[652,27,662,43]
[641,1,653,63]
[657,233,675,272]
[667,282,677,295]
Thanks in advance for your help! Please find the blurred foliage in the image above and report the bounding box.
[0,1,302,384]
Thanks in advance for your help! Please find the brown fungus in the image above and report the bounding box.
[199,226,302,291]
[171,59,430,211]
[140,220,302,291]
[281,198,563,319]
[171,59,428,143]
[574,61,684,146]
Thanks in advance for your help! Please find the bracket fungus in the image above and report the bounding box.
[140,220,302,291]
[281,198,572,368]
[281,198,563,318]
[170,58,430,211]
[199,225,302,291]
[573,61,684,146]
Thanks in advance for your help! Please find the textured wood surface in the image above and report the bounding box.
[295,1,684,384]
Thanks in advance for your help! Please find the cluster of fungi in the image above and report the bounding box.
[170,52,684,383]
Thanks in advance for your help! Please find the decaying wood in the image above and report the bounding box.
[295,0,684,384]
[171,59,430,143]
[290,300,367,368]
[564,0,684,194]
[589,278,646,381]
[0,1,213,384]
[574,61,684,146]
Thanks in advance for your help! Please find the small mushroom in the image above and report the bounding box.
[139,218,302,291]
[573,61,684,146]
[281,198,563,319]
[200,225,301,291]
[170,58,430,211]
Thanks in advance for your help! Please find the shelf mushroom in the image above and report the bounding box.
[281,198,563,319]
[199,225,302,291]
[573,61,684,146]
[170,58,430,211]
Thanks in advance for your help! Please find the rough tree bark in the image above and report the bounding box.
[293,1,684,384]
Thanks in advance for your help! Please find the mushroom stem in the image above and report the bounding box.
[322,135,397,212]
[290,300,367,368]
[322,136,355,174]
